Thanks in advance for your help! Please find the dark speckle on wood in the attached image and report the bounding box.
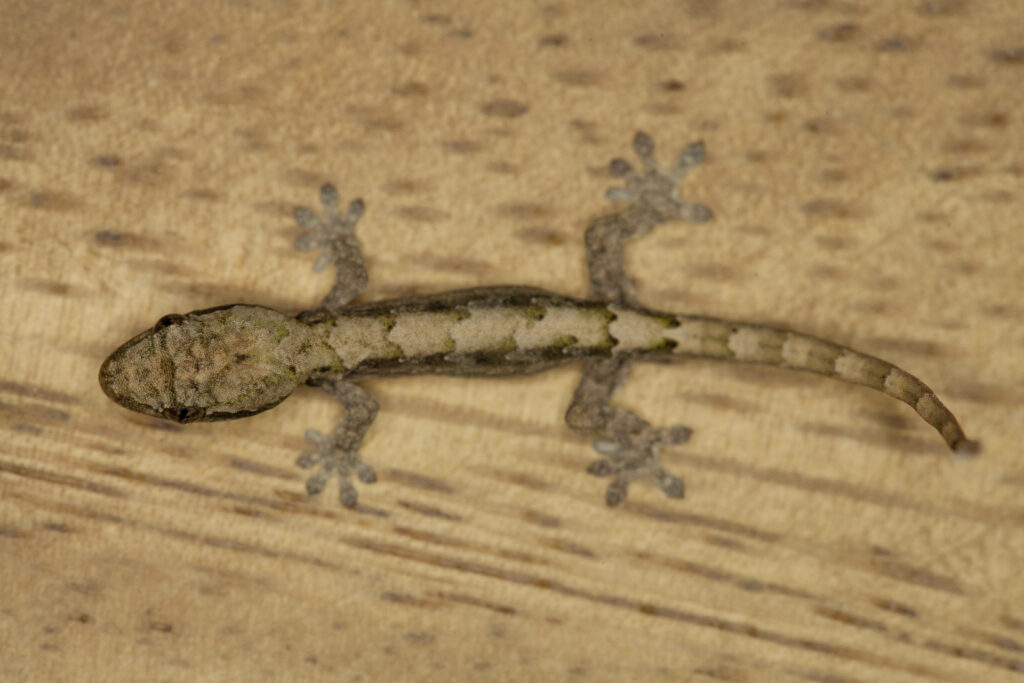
[990,47,1024,64]
[481,99,529,118]
[538,33,567,47]
[817,23,859,42]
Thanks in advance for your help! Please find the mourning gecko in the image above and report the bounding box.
[99,132,978,507]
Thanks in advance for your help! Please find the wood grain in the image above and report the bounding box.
[2,1,1022,681]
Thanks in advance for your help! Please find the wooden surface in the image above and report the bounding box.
[2,1,1022,681]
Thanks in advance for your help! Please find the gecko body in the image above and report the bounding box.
[100,133,977,507]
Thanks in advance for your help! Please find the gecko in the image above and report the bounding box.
[99,132,978,508]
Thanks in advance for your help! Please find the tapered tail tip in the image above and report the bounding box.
[952,438,981,459]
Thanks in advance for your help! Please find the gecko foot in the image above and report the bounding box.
[296,428,378,507]
[294,184,366,272]
[293,183,369,312]
[586,425,692,506]
[605,131,713,224]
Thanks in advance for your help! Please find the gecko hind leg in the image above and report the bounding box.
[586,132,713,305]
[566,357,692,506]
[294,183,369,313]
[296,380,379,507]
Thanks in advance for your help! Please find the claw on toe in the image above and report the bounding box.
[588,456,686,506]
[296,428,377,507]
[586,425,690,506]
[293,184,366,273]
[632,131,657,170]
[604,131,712,224]
[671,141,706,177]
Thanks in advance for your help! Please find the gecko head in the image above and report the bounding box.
[99,304,318,424]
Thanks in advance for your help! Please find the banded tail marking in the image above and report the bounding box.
[608,305,977,454]
[669,317,978,454]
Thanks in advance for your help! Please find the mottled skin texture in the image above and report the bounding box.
[99,133,979,508]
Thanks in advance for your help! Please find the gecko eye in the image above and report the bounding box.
[165,406,205,423]
[153,314,185,332]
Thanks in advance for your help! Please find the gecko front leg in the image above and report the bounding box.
[294,183,368,313]
[566,357,693,506]
[294,185,380,506]
[296,380,379,507]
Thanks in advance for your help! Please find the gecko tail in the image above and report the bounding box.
[661,315,979,455]
[831,348,977,457]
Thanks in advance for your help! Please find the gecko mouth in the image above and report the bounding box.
[200,395,289,422]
